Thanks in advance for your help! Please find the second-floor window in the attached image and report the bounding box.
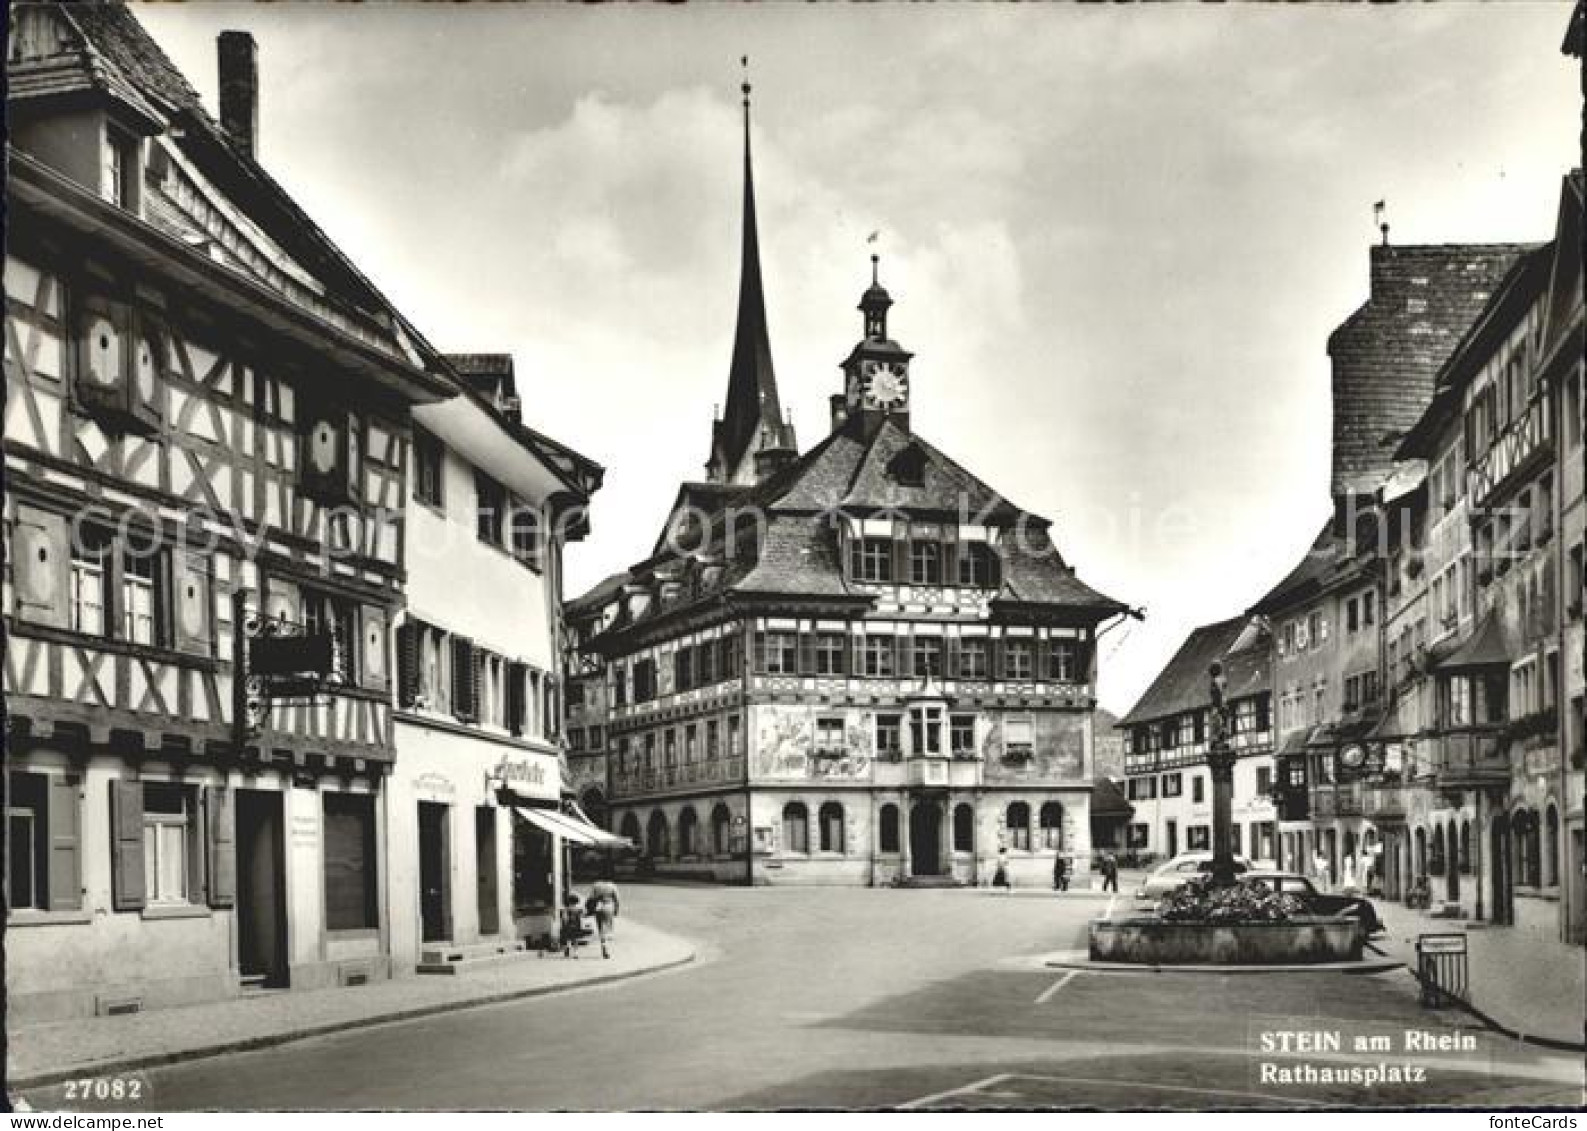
[70,527,113,637]
[875,713,903,759]
[913,636,943,679]
[1162,772,1182,797]
[476,472,507,546]
[957,543,997,588]
[413,428,444,508]
[815,632,846,676]
[950,714,976,756]
[860,635,895,678]
[1050,640,1081,682]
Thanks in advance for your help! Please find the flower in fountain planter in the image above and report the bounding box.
[1156,876,1308,924]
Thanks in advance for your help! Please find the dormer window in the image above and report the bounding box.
[887,443,927,487]
[101,128,138,211]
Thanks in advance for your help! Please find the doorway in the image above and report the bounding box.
[418,802,451,943]
[475,806,500,937]
[236,789,287,987]
[910,802,942,876]
[1490,813,1513,926]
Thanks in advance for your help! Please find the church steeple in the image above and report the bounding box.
[706,61,797,486]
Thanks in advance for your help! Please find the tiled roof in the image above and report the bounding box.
[566,570,632,616]
[996,524,1124,613]
[58,4,440,352]
[1116,615,1269,728]
[732,517,856,597]
[1329,243,1534,496]
[1090,775,1134,819]
[836,420,1025,520]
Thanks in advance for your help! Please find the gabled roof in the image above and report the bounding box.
[1434,608,1512,673]
[1328,242,1534,496]
[1090,775,1134,819]
[42,4,449,373]
[1116,614,1270,728]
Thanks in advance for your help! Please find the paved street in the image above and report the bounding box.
[25,884,1584,1111]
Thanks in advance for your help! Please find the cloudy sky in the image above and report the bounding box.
[141,2,1579,714]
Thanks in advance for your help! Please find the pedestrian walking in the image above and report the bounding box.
[1053,853,1069,892]
[1100,850,1119,893]
[588,875,620,959]
[1313,850,1331,890]
[560,888,586,958]
[992,847,1011,889]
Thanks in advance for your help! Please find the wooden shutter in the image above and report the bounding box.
[894,629,910,677]
[396,621,420,708]
[798,630,816,676]
[206,785,235,909]
[1036,635,1053,682]
[13,506,70,628]
[507,661,527,736]
[853,633,866,676]
[360,604,389,693]
[946,635,961,680]
[452,636,477,721]
[753,631,766,675]
[109,779,146,912]
[172,551,212,655]
[941,527,958,586]
[892,524,909,584]
[832,631,849,676]
[47,774,82,911]
[991,636,1006,681]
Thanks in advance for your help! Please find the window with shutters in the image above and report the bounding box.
[696,640,717,685]
[70,526,113,637]
[324,792,378,931]
[706,720,721,759]
[860,634,895,677]
[633,658,656,702]
[1161,772,1183,798]
[759,631,798,675]
[674,648,694,692]
[959,637,989,680]
[909,541,942,585]
[850,537,893,583]
[912,636,943,679]
[1004,639,1033,681]
[120,545,162,645]
[451,636,478,721]
[302,589,359,686]
[412,427,444,508]
[6,772,49,911]
[142,782,199,906]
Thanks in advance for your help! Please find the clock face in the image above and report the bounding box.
[1340,743,1366,769]
[863,360,908,410]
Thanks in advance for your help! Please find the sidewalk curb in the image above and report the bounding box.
[1381,946,1586,1054]
[10,947,697,1091]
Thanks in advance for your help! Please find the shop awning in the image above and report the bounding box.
[512,804,630,849]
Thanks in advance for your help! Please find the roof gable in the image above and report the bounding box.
[1117,615,1269,727]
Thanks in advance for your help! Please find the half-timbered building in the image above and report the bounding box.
[4,6,453,1019]
[563,91,1129,887]
[1118,616,1275,866]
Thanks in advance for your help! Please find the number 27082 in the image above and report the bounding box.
[63,1077,144,1101]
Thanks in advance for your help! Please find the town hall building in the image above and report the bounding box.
[563,86,1130,887]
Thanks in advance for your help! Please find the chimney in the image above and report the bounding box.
[218,31,259,159]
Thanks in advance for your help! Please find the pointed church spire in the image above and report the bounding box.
[707,59,796,485]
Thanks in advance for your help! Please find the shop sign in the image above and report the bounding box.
[491,753,557,801]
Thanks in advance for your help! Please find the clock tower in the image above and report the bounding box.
[839,256,914,436]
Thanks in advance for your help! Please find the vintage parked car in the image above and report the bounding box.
[1134,852,1253,902]
[1244,870,1385,937]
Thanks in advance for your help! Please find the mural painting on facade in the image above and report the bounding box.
[754,706,875,781]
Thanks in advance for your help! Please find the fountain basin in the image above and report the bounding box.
[1088,917,1362,966]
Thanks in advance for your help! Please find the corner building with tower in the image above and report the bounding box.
[563,87,1130,887]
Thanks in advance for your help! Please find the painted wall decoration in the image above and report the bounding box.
[751,705,875,782]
